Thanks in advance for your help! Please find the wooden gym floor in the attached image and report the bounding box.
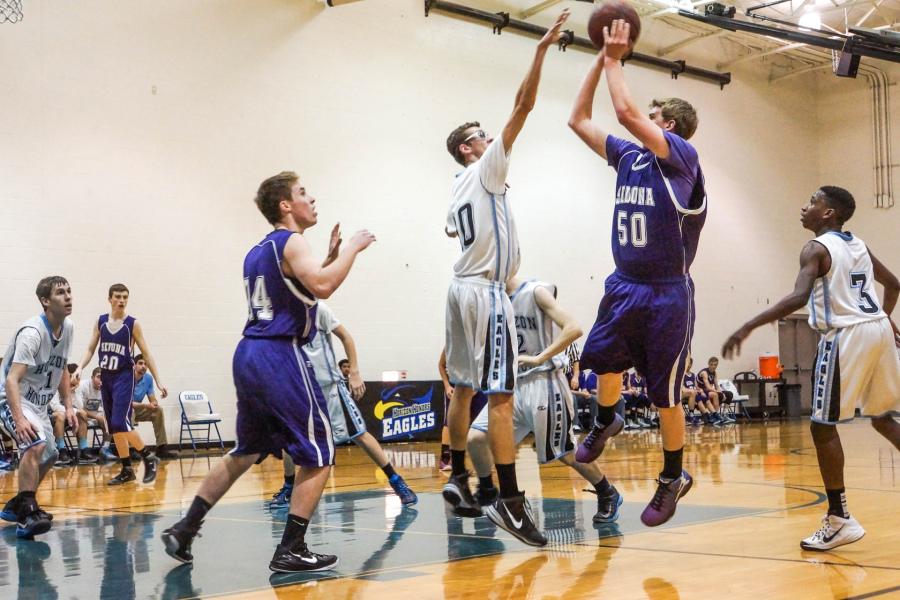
[1,419,898,599]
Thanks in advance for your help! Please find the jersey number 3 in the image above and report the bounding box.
[850,272,880,314]
[245,276,274,321]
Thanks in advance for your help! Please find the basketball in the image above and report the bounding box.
[587,1,642,50]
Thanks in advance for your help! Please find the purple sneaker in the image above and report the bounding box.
[575,414,625,463]
[640,470,693,527]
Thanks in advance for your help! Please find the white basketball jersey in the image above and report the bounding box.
[511,280,567,380]
[808,231,886,331]
[0,315,74,408]
[446,137,521,283]
[303,301,343,387]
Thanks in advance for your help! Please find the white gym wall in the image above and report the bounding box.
[0,0,896,441]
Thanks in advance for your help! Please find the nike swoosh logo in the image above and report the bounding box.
[822,524,844,543]
[631,160,651,171]
[291,553,319,564]
[504,504,523,529]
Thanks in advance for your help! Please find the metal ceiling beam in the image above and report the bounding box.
[718,41,807,67]
[769,62,833,81]
[519,0,563,20]
[423,0,733,86]
[658,29,727,55]
[678,10,900,63]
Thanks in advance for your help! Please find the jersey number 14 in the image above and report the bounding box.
[244,276,274,321]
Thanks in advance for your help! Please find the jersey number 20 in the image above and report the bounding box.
[617,211,647,248]
[245,276,274,321]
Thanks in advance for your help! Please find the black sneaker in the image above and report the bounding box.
[587,485,623,523]
[156,447,179,460]
[269,543,339,573]
[76,450,98,465]
[16,509,52,539]
[475,485,499,507]
[108,469,137,486]
[161,522,201,564]
[483,494,547,547]
[142,454,160,484]
[1,496,21,522]
[55,448,73,467]
[442,471,482,518]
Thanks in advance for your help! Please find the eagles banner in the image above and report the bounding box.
[359,381,444,442]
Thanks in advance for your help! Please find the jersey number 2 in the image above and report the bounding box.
[245,276,274,321]
[617,211,647,248]
[850,273,880,314]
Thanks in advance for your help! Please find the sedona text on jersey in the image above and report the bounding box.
[615,185,656,207]
[100,342,127,355]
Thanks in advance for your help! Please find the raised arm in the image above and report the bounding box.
[568,51,609,159]
[519,286,583,368]
[284,229,375,300]
[332,324,365,400]
[723,241,828,358]
[500,10,570,153]
[603,21,670,159]
[133,321,168,399]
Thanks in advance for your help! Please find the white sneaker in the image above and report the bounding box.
[800,514,865,551]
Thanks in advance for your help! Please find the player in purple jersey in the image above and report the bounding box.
[161,171,374,573]
[76,283,168,486]
[568,20,706,527]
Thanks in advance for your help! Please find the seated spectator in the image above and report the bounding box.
[623,370,652,429]
[566,341,581,391]
[132,354,177,459]
[682,358,712,425]
[338,358,351,386]
[572,368,598,431]
[699,357,734,425]
[50,364,97,465]
[76,367,117,461]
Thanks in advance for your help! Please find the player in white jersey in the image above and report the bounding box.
[723,186,900,551]
[270,301,417,507]
[467,278,623,523]
[441,10,570,548]
[0,276,78,539]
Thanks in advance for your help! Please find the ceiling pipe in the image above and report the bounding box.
[423,0,732,87]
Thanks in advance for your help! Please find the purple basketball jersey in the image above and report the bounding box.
[606,131,707,281]
[683,372,697,389]
[98,314,135,373]
[242,229,318,343]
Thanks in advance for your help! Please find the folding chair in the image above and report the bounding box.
[719,379,751,422]
[178,391,224,453]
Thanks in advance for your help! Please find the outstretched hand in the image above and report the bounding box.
[538,9,570,48]
[722,326,752,360]
[327,223,342,262]
[603,19,632,61]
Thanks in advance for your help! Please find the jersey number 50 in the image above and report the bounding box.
[617,211,648,248]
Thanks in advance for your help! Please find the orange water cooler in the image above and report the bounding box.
[758,354,783,379]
